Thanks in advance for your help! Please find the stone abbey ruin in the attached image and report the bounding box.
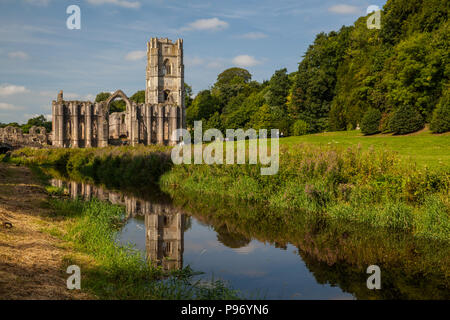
[1,37,185,149]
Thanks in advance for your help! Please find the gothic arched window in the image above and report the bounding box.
[163,59,171,75]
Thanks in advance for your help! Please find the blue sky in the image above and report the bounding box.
[0,0,386,123]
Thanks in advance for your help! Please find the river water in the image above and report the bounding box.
[50,176,450,300]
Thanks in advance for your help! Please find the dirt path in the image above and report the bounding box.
[0,163,91,299]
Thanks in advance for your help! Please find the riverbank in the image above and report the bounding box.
[0,163,91,299]
[3,132,450,241]
[0,163,240,299]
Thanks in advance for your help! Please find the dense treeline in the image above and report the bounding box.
[184,0,449,135]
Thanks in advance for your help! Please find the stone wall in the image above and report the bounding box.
[52,89,182,148]
[0,125,50,149]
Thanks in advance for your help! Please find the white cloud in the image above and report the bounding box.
[24,0,50,6]
[238,32,268,40]
[0,102,23,110]
[328,4,361,14]
[232,55,261,67]
[181,18,229,32]
[125,50,146,61]
[367,5,381,14]
[0,84,29,96]
[8,51,29,60]
[86,0,141,9]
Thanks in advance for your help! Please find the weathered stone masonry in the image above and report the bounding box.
[52,37,185,148]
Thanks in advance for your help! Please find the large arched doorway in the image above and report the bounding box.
[105,90,133,145]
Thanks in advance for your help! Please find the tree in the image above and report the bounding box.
[186,90,220,127]
[266,68,290,107]
[360,108,382,135]
[184,83,193,109]
[291,119,308,136]
[95,92,111,102]
[95,91,125,113]
[389,104,424,134]
[24,115,51,133]
[130,90,145,103]
[430,87,450,133]
[212,67,252,109]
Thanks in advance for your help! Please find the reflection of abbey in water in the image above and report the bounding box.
[51,178,184,271]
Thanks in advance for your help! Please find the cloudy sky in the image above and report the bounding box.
[0,0,386,123]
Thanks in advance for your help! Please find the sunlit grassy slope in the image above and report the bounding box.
[281,128,450,169]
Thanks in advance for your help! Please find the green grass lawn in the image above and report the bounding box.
[281,128,450,169]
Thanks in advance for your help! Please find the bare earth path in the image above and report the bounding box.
[0,163,90,299]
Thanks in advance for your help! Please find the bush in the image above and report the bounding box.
[360,108,382,135]
[379,112,393,133]
[291,119,308,136]
[389,104,424,134]
[430,90,450,133]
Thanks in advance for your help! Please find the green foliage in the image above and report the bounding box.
[95,92,111,102]
[361,108,382,135]
[291,119,308,136]
[389,104,425,134]
[1,115,51,133]
[186,90,220,127]
[430,87,450,133]
[184,83,193,109]
[266,68,290,107]
[95,91,126,113]
[130,90,145,103]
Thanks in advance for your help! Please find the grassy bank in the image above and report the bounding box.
[169,193,450,299]
[4,130,450,241]
[161,143,450,241]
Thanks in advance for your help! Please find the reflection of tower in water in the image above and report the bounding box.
[146,206,184,271]
[50,178,185,271]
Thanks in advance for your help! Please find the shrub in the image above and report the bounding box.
[389,104,424,134]
[291,119,308,136]
[360,108,382,135]
[379,112,393,133]
[430,90,450,133]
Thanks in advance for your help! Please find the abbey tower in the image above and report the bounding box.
[145,37,185,128]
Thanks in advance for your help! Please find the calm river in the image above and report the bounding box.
[49,175,450,300]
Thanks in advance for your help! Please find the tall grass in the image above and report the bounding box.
[8,142,450,241]
[160,144,450,240]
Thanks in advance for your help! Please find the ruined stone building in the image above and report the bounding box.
[51,178,185,271]
[51,37,185,148]
[0,125,49,149]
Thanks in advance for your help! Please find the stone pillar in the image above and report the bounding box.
[156,106,164,144]
[146,105,152,145]
[71,102,79,148]
[133,105,139,146]
[71,181,78,199]
[85,103,92,148]
[51,101,57,145]
[97,104,108,147]
[169,106,178,145]
[57,103,64,147]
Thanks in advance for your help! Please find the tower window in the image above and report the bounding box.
[162,59,171,75]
